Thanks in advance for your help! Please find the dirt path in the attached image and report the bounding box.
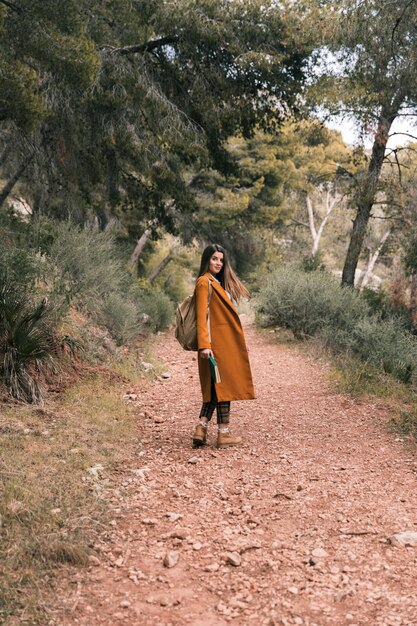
[55,323,417,626]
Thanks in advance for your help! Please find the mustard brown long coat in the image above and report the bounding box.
[195,272,255,402]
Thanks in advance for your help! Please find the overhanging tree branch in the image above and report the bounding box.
[103,36,180,56]
[391,0,417,66]
[0,0,22,13]
[388,131,417,141]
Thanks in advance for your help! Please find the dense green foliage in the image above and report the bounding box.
[257,267,417,384]
[0,216,175,400]
[0,0,311,248]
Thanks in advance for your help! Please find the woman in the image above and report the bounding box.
[192,244,255,449]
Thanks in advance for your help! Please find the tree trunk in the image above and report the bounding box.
[341,108,398,286]
[409,274,417,325]
[306,187,337,257]
[0,144,12,168]
[306,193,318,253]
[148,253,174,284]
[0,152,34,208]
[360,229,391,289]
[128,220,158,268]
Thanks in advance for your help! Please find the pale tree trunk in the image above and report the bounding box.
[341,103,399,286]
[306,186,337,257]
[148,252,174,284]
[409,274,417,325]
[0,152,34,208]
[128,219,158,268]
[360,229,391,289]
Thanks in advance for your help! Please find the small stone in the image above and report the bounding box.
[296,485,303,491]
[50,508,61,515]
[205,563,220,572]
[226,552,241,567]
[167,529,187,539]
[165,512,183,522]
[193,542,202,551]
[288,586,298,594]
[187,456,199,464]
[163,551,179,568]
[128,567,146,583]
[87,464,104,479]
[142,362,154,371]
[123,393,138,401]
[160,598,170,607]
[161,372,171,379]
[388,531,417,547]
[153,416,164,424]
[142,518,158,525]
[120,600,130,609]
[311,548,328,558]
[88,555,101,566]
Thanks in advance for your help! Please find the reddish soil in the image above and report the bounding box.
[55,322,417,626]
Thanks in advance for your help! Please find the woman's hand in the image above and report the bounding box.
[199,348,213,359]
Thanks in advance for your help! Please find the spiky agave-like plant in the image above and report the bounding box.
[0,285,55,403]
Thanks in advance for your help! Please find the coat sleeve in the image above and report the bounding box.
[195,277,211,350]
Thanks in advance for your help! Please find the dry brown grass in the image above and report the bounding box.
[0,371,140,625]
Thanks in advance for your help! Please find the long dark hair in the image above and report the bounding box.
[197,244,249,301]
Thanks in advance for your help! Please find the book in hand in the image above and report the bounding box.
[209,355,221,384]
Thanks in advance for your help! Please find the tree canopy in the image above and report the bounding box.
[0,0,312,245]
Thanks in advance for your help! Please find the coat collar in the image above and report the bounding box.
[204,272,238,315]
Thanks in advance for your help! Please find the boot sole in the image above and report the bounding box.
[216,442,241,449]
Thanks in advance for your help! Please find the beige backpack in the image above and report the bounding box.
[175,279,212,351]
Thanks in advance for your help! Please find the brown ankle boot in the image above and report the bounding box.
[192,424,207,447]
[216,430,242,449]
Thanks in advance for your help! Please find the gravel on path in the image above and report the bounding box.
[55,323,417,626]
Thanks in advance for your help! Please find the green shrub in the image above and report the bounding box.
[257,266,369,338]
[48,222,173,340]
[48,222,129,311]
[361,286,414,331]
[100,294,143,345]
[257,266,417,384]
[139,290,175,332]
[0,246,41,299]
[0,286,55,402]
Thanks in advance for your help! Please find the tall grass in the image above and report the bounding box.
[0,374,138,624]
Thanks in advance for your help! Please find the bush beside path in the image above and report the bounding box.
[54,323,417,626]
